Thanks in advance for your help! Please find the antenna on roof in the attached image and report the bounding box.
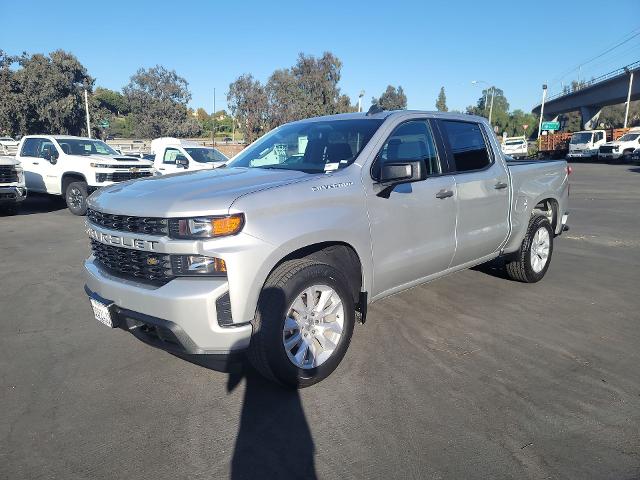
[367,104,384,116]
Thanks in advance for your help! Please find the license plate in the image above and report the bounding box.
[90,297,115,328]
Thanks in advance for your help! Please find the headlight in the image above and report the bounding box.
[169,214,244,239]
[171,255,227,276]
[90,163,112,168]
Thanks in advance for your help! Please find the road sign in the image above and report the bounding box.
[99,120,110,128]
[541,121,560,131]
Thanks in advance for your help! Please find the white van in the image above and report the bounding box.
[151,137,228,174]
[567,130,606,160]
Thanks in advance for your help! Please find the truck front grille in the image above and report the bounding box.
[599,146,616,153]
[0,165,18,183]
[87,209,168,235]
[96,171,152,182]
[90,239,173,285]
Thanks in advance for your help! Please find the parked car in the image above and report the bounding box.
[501,136,528,159]
[598,129,640,163]
[16,135,155,215]
[567,130,607,160]
[151,137,228,174]
[83,111,570,388]
[0,136,19,148]
[0,155,27,214]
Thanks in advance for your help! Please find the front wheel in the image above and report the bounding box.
[248,259,356,388]
[65,181,88,216]
[505,215,554,283]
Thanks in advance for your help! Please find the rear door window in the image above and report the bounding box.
[440,120,492,172]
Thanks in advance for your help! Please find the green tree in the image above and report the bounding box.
[94,87,129,115]
[371,85,407,110]
[124,65,201,138]
[227,74,269,143]
[228,52,356,141]
[436,86,448,112]
[0,50,93,136]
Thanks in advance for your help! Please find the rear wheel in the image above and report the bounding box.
[65,181,88,216]
[505,216,554,283]
[248,259,355,388]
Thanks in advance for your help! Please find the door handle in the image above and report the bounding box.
[159,168,165,170]
[435,189,454,199]
[494,181,508,190]
[32,162,39,165]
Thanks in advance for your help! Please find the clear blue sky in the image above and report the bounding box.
[2,0,639,114]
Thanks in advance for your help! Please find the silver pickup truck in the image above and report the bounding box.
[83,111,569,387]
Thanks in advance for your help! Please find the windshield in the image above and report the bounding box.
[184,147,228,163]
[570,132,593,144]
[618,133,640,142]
[55,138,118,156]
[227,119,384,173]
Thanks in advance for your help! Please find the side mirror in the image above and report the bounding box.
[376,160,426,198]
[176,155,189,168]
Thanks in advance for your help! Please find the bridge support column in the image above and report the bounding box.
[580,106,602,130]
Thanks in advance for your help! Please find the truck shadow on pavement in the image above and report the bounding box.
[226,284,317,480]
[226,364,317,480]
[1,193,66,216]
[176,286,317,480]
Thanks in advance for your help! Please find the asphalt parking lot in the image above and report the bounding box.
[1,163,639,480]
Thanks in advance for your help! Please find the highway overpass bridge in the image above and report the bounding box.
[532,61,639,130]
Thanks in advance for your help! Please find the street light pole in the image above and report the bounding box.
[471,80,492,123]
[212,88,216,147]
[358,90,364,113]
[488,86,495,126]
[537,84,548,140]
[624,69,634,128]
[84,88,91,139]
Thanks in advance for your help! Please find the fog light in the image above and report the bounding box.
[171,255,227,276]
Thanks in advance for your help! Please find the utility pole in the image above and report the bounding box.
[212,88,216,147]
[84,89,91,138]
[537,84,548,140]
[358,90,364,113]
[624,69,634,128]
[488,86,495,126]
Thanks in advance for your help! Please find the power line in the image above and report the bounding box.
[549,26,640,88]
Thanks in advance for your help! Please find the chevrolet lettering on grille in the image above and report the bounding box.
[86,227,159,251]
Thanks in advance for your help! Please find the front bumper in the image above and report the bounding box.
[84,256,252,355]
[0,185,27,204]
[567,150,596,158]
[598,151,621,160]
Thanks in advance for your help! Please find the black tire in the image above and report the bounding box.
[65,181,88,216]
[505,215,554,283]
[248,259,356,388]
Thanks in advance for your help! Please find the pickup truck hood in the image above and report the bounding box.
[80,154,154,167]
[88,167,311,217]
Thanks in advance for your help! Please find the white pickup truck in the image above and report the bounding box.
[83,111,570,387]
[16,135,154,215]
[598,129,640,163]
[567,130,606,160]
[500,136,528,159]
[151,137,228,175]
[0,155,27,214]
